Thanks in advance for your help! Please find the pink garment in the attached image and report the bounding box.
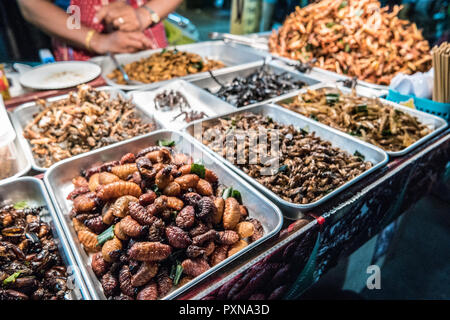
[53,0,168,61]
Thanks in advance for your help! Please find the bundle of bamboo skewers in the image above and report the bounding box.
[432,42,450,103]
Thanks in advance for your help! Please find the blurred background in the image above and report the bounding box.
[1,0,449,62]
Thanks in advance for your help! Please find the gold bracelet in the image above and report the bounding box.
[85,29,96,51]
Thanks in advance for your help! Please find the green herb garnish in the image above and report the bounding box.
[231,189,242,204]
[278,165,288,173]
[152,185,162,196]
[354,150,365,161]
[326,22,335,28]
[158,140,175,147]
[173,264,183,286]
[191,163,205,179]
[345,43,351,53]
[310,114,319,121]
[222,187,233,199]
[97,225,115,246]
[3,272,22,286]
[13,201,28,210]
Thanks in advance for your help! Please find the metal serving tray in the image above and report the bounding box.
[184,104,389,219]
[10,87,162,172]
[189,60,321,108]
[129,79,236,130]
[99,41,266,91]
[43,130,283,300]
[0,113,31,184]
[0,177,90,299]
[271,83,449,157]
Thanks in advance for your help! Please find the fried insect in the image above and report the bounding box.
[156,268,172,298]
[165,226,192,249]
[101,271,118,297]
[163,182,181,197]
[119,265,135,297]
[128,242,172,261]
[129,202,155,225]
[111,164,138,180]
[91,252,110,277]
[174,174,199,190]
[119,215,144,238]
[166,197,184,211]
[228,240,248,257]
[97,181,142,200]
[136,281,158,300]
[210,244,229,266]
[107,195,139,218]
[175,205,195,229]
[249,218,264,242]
[181,258,210,277]
[212,197,224,225]
[77,230,99,252]
[98,172,121,185]
[73,192,99,213]
[217,230,239,245]
[101,237,122,263]
[196,179,213,196]
[235,221,254,239]
[223,197,241,230]
[131,262,158,287]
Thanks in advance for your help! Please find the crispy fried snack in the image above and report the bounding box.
[269,0,432,85]
[108,49,225,84]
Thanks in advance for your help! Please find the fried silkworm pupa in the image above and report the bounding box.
[77,230,99,252]
[129,201,155,225]
[91,252,110,277]
[136,281,158,300]
[106,195,139,219]
[72,218,90,233]
[146,148,172,164]
[146,195,167,216]
[114,221,129,240]
[235,221,254,239]
[223,197,241,230]
[163,181,181,197]
[66,186,89,201]
[204,241,215,256]
[228,240,248,257]
[73,192,99,213]
[97,181,142,200]
[175,205,195,229]
[196,179,213,196]
[155,166,174,189]
[174,174,199,190]
[111,163,138,180]
[101,271,118,297]
[210,244,229,266]
[119,215,144,238]
[120,153,136,164]
[186,245,206,258]
[128,242,172,261]
[166,196,184,211]
[72,176,88,188]
[181,258,210,277]
[156,268,172,298]
[119,265,135,297]
[98,172,120,185]
[101,237,122,263]
[131,262,158,287]
[192,229,217,246]
[85,215,108,234]
[217,230,239,245]
[249,218,264,242]
[165,226,192,249]
[139,191,157,206]
[213,197,224,225]
[88,173,100,192]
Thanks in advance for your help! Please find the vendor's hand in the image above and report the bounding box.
[91,31,154,54]
[95,1,147,32]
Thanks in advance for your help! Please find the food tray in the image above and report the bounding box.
[0,177,90,299]
[0,113,31,184]
[10,87,162,172]
[129,79,236,130]
[271,83,449,157]
[189,60,321,107]
[43,130,283,300]
[99,41,266,91]
[268,52,390,91]
[184,104,389,219]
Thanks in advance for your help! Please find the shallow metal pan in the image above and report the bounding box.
[129,79,236,130]
[10,86,162,172]
[271,82,449,157]
[184,104,389,219]
[43,129,283,300]
[0,113,31,184]
[0,177,90,300]
[98,41,266,91]
[189,60,321,108]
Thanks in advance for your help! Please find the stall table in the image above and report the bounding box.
[4,86,449,301]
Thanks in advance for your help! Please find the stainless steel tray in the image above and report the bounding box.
[0,177,90,300]
[189,60,321,108]
[129,79,236,130]
[10,86,162,172]
[0,112,31,184]
[43,129,283,300]
[271,82,449,157]
[184,104,389,219]
[98,41,266,91]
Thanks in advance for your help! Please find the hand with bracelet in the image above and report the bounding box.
[17,0,183,60]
